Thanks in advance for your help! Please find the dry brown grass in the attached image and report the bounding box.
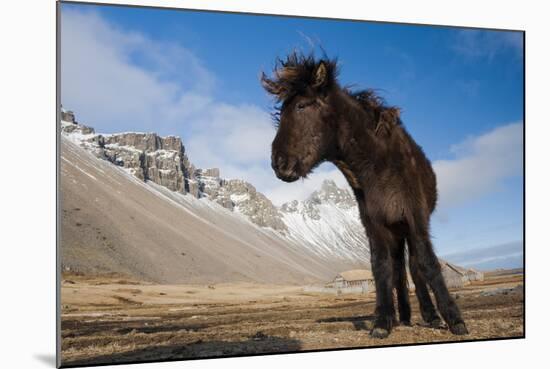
[60,272,524,367]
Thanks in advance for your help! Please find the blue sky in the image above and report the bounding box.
[60,3,524,268]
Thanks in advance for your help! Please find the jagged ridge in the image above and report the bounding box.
[60,112,286,232]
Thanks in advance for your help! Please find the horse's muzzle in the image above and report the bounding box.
[272,153,301,183]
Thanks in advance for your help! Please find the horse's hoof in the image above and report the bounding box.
[429,318,444,329]
[449,322,468,335]
[399,320,412,327]
[370,327,390,339]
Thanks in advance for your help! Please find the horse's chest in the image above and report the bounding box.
[365,190,407,225]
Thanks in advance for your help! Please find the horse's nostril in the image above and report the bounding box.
[272,154,285,169]
[277,155,285,167]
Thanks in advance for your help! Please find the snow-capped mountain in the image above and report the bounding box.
[280,180,370,263]
[60,109,370,269]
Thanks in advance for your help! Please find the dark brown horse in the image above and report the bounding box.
[261,53,467,338]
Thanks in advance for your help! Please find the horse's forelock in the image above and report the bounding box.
[262,52,338,101]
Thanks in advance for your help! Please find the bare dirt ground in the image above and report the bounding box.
[60,272,524,367]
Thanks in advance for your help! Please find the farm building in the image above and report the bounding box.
[465,268,484,282]
[331,269,374,293]
[312,263,482,295]
[407,262,483,290]
[439,261,468,289]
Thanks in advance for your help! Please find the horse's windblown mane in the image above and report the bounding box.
[350,89,403,132]
[261,52,339,102]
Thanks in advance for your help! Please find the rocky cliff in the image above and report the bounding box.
[61,115,287,232]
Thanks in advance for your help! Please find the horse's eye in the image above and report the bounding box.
[296,102,307,112]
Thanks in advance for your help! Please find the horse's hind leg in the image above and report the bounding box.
[393,239,411,325]
[408,228,468,335]
[367,223,399,338]
[408,248,442,327]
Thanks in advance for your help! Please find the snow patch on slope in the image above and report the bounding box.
[280,180,370,263]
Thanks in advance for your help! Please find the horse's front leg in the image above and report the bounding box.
[367,223,397,338]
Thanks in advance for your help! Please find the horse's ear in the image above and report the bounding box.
[261,72,283,97]
[312,62,328,89]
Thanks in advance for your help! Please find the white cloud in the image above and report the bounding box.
[433,122,523,210]
[451,29,523,61]
[61,9,214,134]
[184,102,275,166]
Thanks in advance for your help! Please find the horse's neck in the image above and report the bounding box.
[335,100,382,160]
[332,96,388,187]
